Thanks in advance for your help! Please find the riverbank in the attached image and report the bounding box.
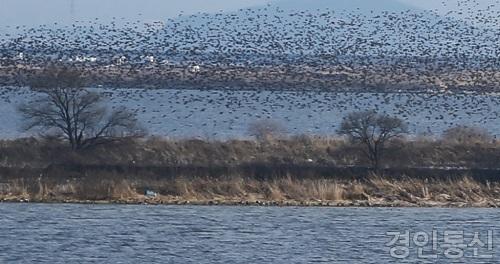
[2,198,499,208]
[1,137,499,207]
[1,170,499,208]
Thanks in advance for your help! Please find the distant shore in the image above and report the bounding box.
[1,64,500,93]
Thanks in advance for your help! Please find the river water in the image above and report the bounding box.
[1,87,499,139]
[0,204,498,263]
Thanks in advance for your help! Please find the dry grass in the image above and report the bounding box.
[1,174,498,207]
[0,136,499,169]
[0,136,499,206]
[3,179,30,198]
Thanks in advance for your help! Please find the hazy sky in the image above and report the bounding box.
[0,0,497,27]
[0,0,270,26]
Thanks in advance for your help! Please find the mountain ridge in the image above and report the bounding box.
[268,0,421,13]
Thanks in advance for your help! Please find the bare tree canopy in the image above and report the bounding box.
[443,125,493,145]
[338,110,408,170]
[247,119,287,141]
[18,67,145,150]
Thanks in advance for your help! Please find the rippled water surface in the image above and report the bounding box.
[1,87,499,139]
[0,204,498,263]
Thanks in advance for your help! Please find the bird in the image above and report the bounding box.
[0,0,498,139]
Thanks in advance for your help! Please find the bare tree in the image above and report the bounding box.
[18,67,145,150]
[247,119,287,141]
[442,125,493,145]
[338,111,408,171]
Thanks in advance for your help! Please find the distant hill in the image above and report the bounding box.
[270,0,420,13]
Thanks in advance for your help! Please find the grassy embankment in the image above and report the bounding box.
[0,136,499,207]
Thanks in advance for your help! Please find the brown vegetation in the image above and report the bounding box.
[0,134,498,169]
[0,135,499,206]
[0,169,498,207]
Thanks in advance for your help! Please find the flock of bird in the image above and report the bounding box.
[0,0,499,138]
[1,86,498,138]
[0,0,499,91]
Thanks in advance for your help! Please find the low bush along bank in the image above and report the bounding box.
[1,136,499,169]
[0,136,499,206]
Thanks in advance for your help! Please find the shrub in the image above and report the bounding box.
[247,119,287,141]
[442,125,493,145]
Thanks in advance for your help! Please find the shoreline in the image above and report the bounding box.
[1,198,499,208]
[1,138,499,209]
[2,64,500,93]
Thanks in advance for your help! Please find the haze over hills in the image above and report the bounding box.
[2,0,497,63]
[269,0,419,13]
[1,0,496,29]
